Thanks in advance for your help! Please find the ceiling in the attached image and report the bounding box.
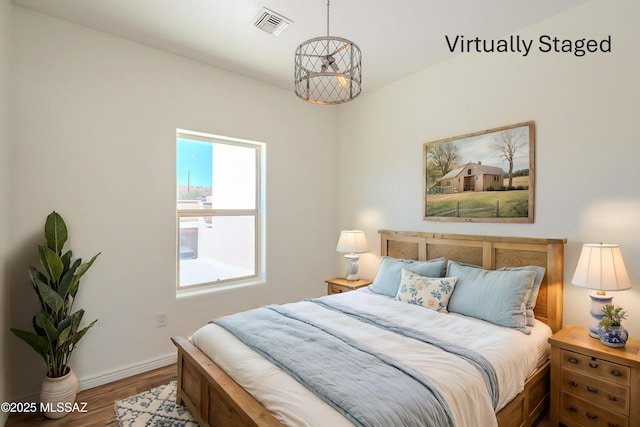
[11,0,589,94]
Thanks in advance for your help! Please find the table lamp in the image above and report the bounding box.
[571,243,631,338]
[336,230,368,281]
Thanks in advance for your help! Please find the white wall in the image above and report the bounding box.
[1,0,11,424]
[336,0,640,337]
[7,7,338,400]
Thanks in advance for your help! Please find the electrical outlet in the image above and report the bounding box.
[156,312,167,328]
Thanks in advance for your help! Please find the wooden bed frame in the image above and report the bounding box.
[172,230,566,427]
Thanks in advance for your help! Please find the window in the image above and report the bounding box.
[176,129,264,291]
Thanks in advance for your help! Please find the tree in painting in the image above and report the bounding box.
[427,142,459,178]
[490,128,526,188]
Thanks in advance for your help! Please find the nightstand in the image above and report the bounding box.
[549,325,640,427]
[326,278,372,295]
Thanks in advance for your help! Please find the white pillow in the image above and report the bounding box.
[396,269,458,312]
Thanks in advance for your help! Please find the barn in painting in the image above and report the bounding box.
[439,162,505,192]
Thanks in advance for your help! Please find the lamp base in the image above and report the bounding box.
[588,291,613,338]
[344,254,360,281]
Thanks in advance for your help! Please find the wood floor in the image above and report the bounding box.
[5,362,552,426]
[5,364,176,427]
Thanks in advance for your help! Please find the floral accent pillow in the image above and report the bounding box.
[396,269,458,312]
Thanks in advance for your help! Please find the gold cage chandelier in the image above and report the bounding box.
[294,0,362,105]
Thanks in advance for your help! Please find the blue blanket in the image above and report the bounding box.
[213,305,455,427]
[311,298,500,410]
[213,298,500,427]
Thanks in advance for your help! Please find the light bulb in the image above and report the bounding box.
[331,64,348,87]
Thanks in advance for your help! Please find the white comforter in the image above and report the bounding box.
[191,291,551,427]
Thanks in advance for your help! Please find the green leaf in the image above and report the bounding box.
[68,253,100,298]
[10,328,50,356]
[45,211,67,254]
[31,314,46,337]
[69,319,97,346]
[28,266,48,288]
[56,318,72,348]
[68,309,84,335]
[57,259,80,301]
[28,266,49,311]
[74,253,100,280]
[35,279,64,314]
[37,245,48,276]
[35,311,59,343]
[57,316,71,333]
[39,245,64,284]
[60,250,72,272]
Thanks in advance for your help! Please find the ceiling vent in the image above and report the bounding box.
[251,8,293,36]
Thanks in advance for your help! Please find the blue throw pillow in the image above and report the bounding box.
[446,261,536,334]
[445,262,546,327]
[369,257,445,297]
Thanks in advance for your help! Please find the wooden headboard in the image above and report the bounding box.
[379,230,567,333]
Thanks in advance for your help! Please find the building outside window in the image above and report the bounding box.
[176,129,264,291]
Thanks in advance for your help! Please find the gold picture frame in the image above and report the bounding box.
[423,121,535,223]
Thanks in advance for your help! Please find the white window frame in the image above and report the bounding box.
[176,129,265,294]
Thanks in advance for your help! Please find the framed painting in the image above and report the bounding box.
[423,121,535,223]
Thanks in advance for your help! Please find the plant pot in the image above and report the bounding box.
[40,368,78,419]
[599,325,629,348]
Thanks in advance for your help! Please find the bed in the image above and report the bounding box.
[172,230,566,427]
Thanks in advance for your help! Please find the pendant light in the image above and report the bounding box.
[294,0,362,105]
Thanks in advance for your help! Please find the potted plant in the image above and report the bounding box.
[598,304,629,348]
[10,211,100,419]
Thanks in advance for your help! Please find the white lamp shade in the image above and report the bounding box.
[336,230,368,254]
[571,243,631,291]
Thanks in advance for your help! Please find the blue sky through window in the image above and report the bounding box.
[177,138,212,187]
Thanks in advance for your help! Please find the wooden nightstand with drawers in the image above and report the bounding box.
[326,278,372,295]
[549,325,640,427]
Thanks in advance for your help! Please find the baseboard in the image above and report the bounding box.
[78,352,176,392]
[10,353,177,406]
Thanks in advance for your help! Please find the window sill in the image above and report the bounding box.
[176,277,265,299]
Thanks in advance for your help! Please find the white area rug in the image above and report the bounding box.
[114,381,199,427]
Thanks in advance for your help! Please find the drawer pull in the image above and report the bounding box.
[586,413,598,420]
[608,395,618,402]
[608,423,620,427]
[586,385,599,394]
[610,369,622,377]
[569,381,578,387]
[568,357,578,364]
[589,362,598,368]
[569,406,578,413]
